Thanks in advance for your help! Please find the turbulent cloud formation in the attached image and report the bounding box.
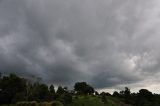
[1,0,160,91]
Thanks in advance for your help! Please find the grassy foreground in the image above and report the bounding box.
[66,95,131,106]
[0,95,131,106]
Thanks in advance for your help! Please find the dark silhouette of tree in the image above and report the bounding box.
[49,84,55,100]
[139,89,153,100]
[1,73,160,106]
[49,84,55,94]
[61,92,72,104]
[83,84,94,94]
[100,92,111,103]
[74,82,94,95]
[95,91,99,95]
[26,82,34,101]
[38,83,50,101]
[124,87,131,104]
[31,83,50,101]
[56,86,65,95]
[0,74,27,104]
[100,92,111,96]
[113,91,120,97]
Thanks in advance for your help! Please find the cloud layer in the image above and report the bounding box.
[1,0,160,91]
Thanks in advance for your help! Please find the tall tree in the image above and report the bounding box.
[124,87,131,104]
[56,86,65,95]
[32,83,50,101]
[49,84,55,100]
[74,82,94,95]
[0,74,27,104]
[49,84,55,94]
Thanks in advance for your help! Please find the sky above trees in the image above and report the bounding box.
[0,0,160,93]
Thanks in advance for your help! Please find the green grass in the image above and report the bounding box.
[65,95,131,106]
[0,96,132,106]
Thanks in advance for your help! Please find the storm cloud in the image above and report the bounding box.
[1,0,160,92]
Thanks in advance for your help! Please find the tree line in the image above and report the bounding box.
[0,73,94,105]
[0,73,160,106]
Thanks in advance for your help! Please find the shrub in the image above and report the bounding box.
[50,101,63,106]
[61,93,72,104]
[16,101,38,106]
[16,101,28,106]
[38,102,50,106]
[30,101,38,106]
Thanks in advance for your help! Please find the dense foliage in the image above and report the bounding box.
[74,82,94,95]
[0,73,160,106]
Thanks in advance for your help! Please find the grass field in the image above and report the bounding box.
[65,95,131,106]
[0,95,132,106]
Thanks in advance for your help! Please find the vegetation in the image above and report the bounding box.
[0,73,160,106]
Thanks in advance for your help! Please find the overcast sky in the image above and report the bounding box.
[1,0,160,93]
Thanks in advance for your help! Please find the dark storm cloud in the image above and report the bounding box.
[1,0,160,90]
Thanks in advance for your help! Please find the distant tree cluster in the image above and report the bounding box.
[1,73,160,106]
[0,73,72,105]
[0,73,94,105]
[112,87,160,106]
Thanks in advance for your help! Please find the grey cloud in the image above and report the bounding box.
[0,0,160,90]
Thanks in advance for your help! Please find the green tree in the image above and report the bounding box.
[49,84,55,100]
[113,91,120,97]
[139,89,153,100]
[136,89,153,105]
[0,74,27,104]
[74,82,94,95]
[56,86,65,95]
[95,91,99,95]
[50,84,55,94]
[32,83,50,101]
[61,92,72,104]
[124,87,131,104]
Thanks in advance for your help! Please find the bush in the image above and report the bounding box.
[38,102,50,106]
[16,101,29,106]
[50,101,63,106]
[16,101,38,106]
[61,93,72,104]
[15,101,63,106]
[30,101,38,106]
[38,101,63,106]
